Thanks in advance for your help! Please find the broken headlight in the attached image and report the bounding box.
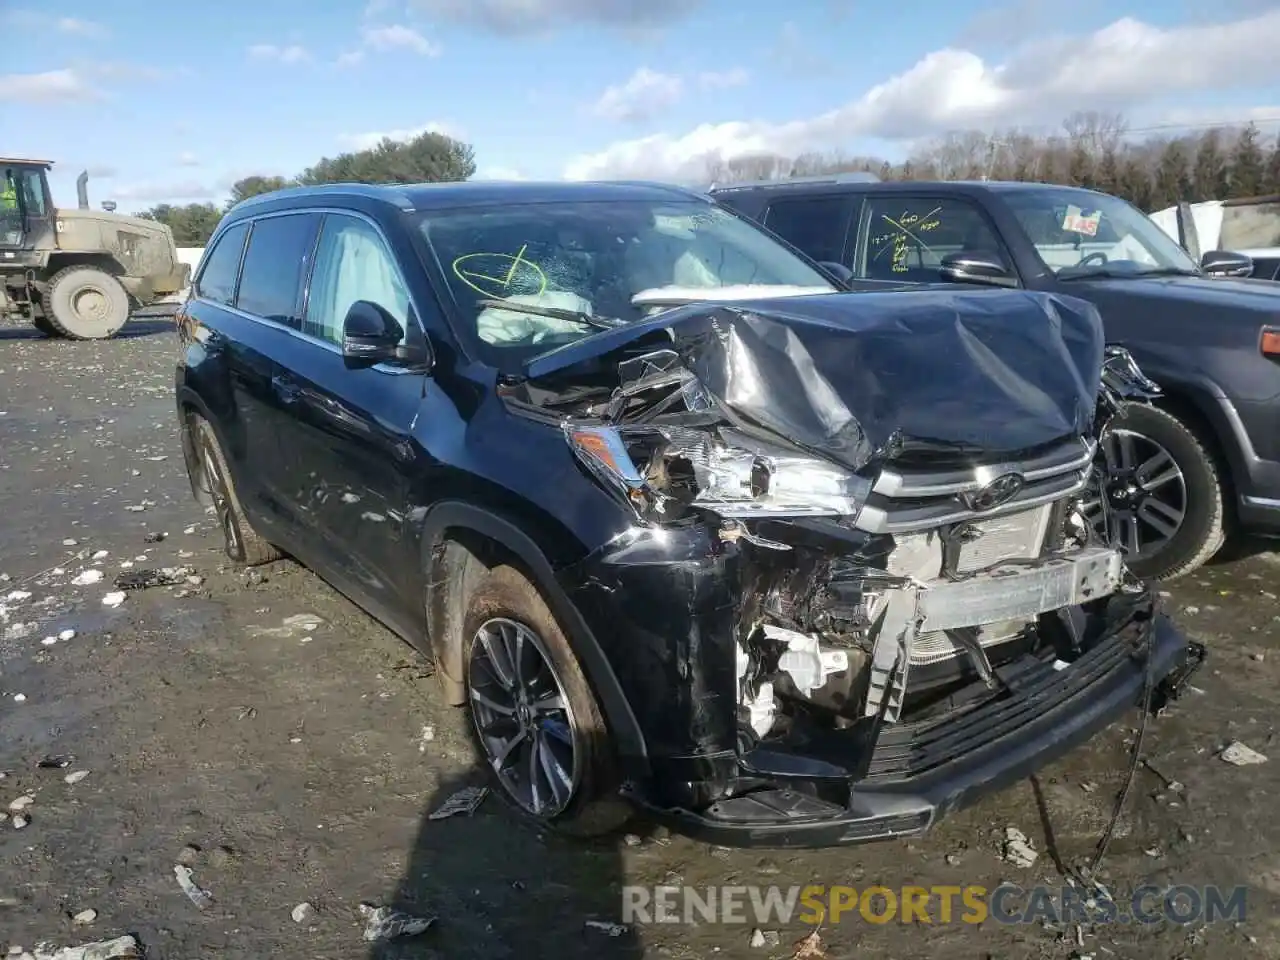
[564,423,873,522]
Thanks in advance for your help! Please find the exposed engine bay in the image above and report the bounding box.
[502,289,1169,774]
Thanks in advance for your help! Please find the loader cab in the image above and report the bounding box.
[0,158,57,252]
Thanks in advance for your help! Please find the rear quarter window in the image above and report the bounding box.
[763,196,853,264]
[195,222,248,305]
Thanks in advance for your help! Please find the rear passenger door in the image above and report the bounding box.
[761,195,857,267]
[227,212,323,533]
[273,211,428,629]
[852,194,1012,284]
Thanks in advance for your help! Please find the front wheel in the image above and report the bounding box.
[462,565,631,837]
[1084,404,1226,580]
[41,265,130,339]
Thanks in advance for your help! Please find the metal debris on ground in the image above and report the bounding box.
[173,864,213,909]
[113,567,195,591]
[583,920,630,937]
[38,756,74,769]
[790,928,829,958]
[24,936,141,959]
[1002,826,1039,867]
[359,904,435,942]
[427,785,489,820]
[1221,741,1268,765]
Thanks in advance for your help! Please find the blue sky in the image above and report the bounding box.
[4,0,1279,212]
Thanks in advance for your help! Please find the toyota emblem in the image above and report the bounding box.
[960,472,1025,512]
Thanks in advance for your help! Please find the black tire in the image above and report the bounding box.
[31,315,63,338]
[41,265,130,339]
[462,565,631,838]
[1099,404,1226,581]
[191,416,282,566]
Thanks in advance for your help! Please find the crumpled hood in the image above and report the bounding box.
[525,287,1105,471]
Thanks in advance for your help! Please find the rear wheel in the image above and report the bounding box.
[1084,404,1225,580]
[462,565,631,837]
[191,416,282,566]
[41,265,130,339]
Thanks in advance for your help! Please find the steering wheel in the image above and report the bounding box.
[1078,250,1108,267]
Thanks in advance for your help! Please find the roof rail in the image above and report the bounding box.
[230,181,417,212]
[708,171,880,192]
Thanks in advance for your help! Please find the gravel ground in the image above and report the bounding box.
[2,321,1279,960]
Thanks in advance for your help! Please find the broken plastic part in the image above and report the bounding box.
[764,624,851,698]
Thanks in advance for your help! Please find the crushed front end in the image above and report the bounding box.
[507,289,1204,847]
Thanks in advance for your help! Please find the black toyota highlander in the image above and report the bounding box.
[174,180,1201,846]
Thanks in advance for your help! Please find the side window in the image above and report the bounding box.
[18,171,47,216]
[859,197,1005,283]
[194,221,248,305]
[302,214,411,345]
[236,213,321,325]
[763,197,852,264]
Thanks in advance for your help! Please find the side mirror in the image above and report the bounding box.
[1201,250,1253,278]
[342,300,405,366]
[817,260,854,287]
[939,251,1018,289]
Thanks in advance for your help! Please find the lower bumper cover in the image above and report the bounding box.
[628,611,1195,848]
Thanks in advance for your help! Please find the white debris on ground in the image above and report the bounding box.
[290,901,315,923]
[417,725,435,751]
[1002,826,1039,867]
[428,785,488,820]
[64,771,90,785]
[1221,741,1268,765]
[359,904,435,941]
[70,570,103,586]
[172,864,213,909]
[100,592,126,608]
[16,935,142,959]
[790,928,829,958]
[71,909,97,924]
[247,613,324,640]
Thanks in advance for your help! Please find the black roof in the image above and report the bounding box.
[710,178,1117,198]
[230,179,706,215]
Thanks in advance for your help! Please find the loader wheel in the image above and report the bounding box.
[41,266,130,339]
[32,315,63,338]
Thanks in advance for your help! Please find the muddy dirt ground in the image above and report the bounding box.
[1,322,1279,960]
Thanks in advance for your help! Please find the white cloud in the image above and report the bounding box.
[336,50,366,68]
[360,24,442,56]
[176,151,201,167]
[248,44,310,64]
[698,68,749,90]
[111,180,222,203]
[475,165,527,180]
[339,121,459,151]
[592,68,683,123]
[408,0,701,34]
[0,69,99,103]
[56,16,109,37]
[565,9,1280,180]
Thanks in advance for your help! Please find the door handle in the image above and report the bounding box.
[272,374,301,404]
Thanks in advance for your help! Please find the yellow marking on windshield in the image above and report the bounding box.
[452,249,548,298]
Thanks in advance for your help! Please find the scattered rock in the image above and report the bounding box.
[100,592,126,608]
[72,908,97,924]
[624,833,643,847]
[1251,652,1265,662]
[8,795,34,812]
[749,928,767,948]
[360,904,435,941]
[945,853,961,866]
[291,902,315,924]
[1221,741,1268,765]
[64,771,90,785]
[71,570,104,586]
[1183,606,1200,615]
[1002,826,1038,867]
[12,814,29,829]
[12,692,27,702]
[58,629,75,642]
[176,844,200,866]
[142,532,166,544]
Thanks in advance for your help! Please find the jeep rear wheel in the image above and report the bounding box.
[41,266,130,340]
[1084,404,1226,580]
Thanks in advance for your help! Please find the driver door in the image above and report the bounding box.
[0,166,55,251]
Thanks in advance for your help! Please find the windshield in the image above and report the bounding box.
[1003,187,1200,279]
[416,199,836,366]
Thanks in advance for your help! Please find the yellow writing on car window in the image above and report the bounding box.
[869,207,944,272]
[452,244,548,298]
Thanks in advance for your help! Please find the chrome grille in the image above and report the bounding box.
[855,438,1093,535]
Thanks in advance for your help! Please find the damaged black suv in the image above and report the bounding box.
[175,180,1202,846]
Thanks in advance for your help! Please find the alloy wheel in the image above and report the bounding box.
[1083,428,1187,559]
[467,616,581,818]
[200,441,242,556]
